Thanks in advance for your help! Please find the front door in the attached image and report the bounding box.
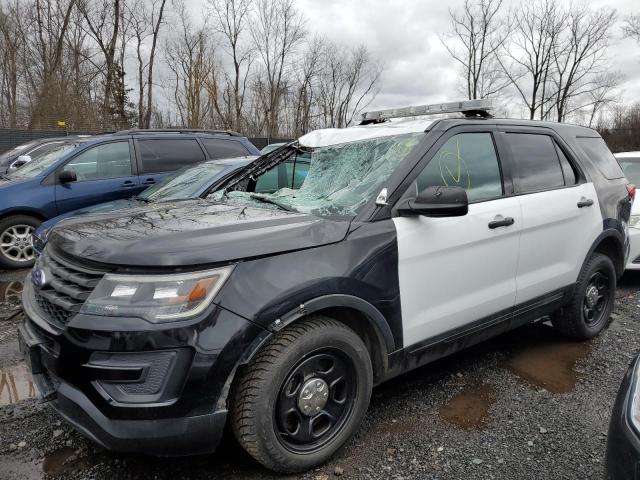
[393,131,521,347]
[54,141,141,214]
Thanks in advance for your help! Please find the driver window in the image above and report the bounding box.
[65,142,132,181]
[415,132,502,203]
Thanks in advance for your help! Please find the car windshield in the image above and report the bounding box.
[6,143,79,179]
[0,142,36,160]
[209,132,423,217]
[618,158,640,185]
[139,162,227,202]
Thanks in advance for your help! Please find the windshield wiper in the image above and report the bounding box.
[250,194,295,212]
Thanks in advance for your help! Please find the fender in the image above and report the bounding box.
[582,227,626,278]
[216,294,396,409]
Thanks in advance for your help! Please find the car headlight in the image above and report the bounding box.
[81,267,233,322]
[629,215,640,229]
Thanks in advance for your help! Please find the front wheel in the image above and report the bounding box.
[0,215,41,270]
[230,316,373,473]
[551,252,616,339]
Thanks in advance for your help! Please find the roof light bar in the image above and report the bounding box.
[360,99,493,123]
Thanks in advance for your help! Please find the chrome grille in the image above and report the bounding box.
[34,249,105,328]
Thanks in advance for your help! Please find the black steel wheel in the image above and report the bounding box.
[275,348,356,454]
[551,252,616,339]
[582,270,612,327]
[231,316,373,473]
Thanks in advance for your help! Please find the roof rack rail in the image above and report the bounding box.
[360,99,493,124]
[113,128,241,136]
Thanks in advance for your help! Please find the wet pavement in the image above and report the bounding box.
[0,268,639,479]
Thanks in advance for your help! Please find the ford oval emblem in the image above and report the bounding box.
[32,269,47,289]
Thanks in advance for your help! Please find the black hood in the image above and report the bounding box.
[48,200,351,268]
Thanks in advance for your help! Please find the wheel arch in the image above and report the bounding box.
[585,229,625,279]
[237,294,396,385]
[0,209,48,222]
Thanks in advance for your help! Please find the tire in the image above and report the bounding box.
[230,315,373,473]
[0,215,41,270]
[551,252,616,340]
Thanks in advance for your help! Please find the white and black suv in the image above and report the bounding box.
[19,100,632,473]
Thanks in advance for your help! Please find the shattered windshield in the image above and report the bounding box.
[139,163,226,202]
[208,132,423,217]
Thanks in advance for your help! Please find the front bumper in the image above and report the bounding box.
[626,228,640,270]
[19,277,264,456]
[605,355,640,479]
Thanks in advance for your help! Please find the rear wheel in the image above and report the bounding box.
[551,252,616,339]
[230,316,373,473]
[0,215,40,270]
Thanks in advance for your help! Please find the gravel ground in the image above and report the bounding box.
[0,267,639,480]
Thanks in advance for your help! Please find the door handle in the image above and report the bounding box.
[577,198,594,208]
[488,216,515,229]
[122,180,136,187]
[142,178,156,185]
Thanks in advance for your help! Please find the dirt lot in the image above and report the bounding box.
[0,267,639,480]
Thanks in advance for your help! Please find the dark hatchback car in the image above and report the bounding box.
[605,354,640,479]
[0,129,259,269]
[18,101,631,473]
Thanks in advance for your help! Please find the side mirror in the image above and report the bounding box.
[58,169,77,183]
[397,186,468,217]
[10,155,31,170]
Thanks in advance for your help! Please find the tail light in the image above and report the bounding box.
[627,184,636,202]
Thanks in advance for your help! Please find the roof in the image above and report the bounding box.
[614,152,640,159]
[298,117,435,148]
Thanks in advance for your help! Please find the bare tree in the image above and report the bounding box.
[164,2,214,128]
[318,43,382,128]
[624,14,640,42]
[0,1,22,127]
[442,0,510,100]
[498,0,564,120]
[207,0,252,131]
[79,0,132,128]
[28,0,79,127]
[250,0,305,137]
[550,7,616,122]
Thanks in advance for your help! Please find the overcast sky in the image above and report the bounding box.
[180,0,640,116]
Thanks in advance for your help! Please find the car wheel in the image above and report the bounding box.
[0,215,41,270]
[551,252,616,339]
[230,315,373,473]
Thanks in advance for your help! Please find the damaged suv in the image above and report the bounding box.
[19,100,632,473]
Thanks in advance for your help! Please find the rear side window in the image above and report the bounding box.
[137,139,205,173]
[554,144,577,185]
[507,133,564,192]
[201,138,250,159]
[576,137,624,180]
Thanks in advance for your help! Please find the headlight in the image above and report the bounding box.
[630,215,640,229]
[81,267,233,322]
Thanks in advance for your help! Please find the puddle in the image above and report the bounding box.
[0,363,36,405]
[506,330,591,393]
[0,280,23,305]
[42,447,91,476]
[438,384,496,429]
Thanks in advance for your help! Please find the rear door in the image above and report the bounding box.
[394,129,522,347]
[503,129,603,304]
[134,138,207,187]
[54,140,140,214]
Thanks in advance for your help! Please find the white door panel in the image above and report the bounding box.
[515,183,603,303]
[394,197,522,348]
